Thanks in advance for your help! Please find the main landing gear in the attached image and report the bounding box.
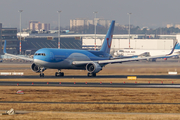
[39,68,46,77]
[40,73,44,77]
[87,73,96,77]
[55,69,64,77]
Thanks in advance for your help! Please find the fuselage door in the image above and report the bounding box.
[50,52,54,60]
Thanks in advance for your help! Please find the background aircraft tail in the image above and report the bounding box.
[175,43,180,49]
[100,20,115,54]
[3,40,6,53]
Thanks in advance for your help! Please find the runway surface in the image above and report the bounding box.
[0,81,180,88]
[0,74,180,79]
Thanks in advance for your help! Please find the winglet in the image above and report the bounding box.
[175,43,180,49]
[167,41,177,55]
[3,40,6,53]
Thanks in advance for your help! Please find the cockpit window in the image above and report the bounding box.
[35,53,46,56]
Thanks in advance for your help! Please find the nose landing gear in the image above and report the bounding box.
[40,73,44,77]
[39,67,46,77]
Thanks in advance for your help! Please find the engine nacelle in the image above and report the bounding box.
[148,58,156,62]
[31,63,40,73]
[86,62,102,73]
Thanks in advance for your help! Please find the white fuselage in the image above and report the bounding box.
[114,49,180,57]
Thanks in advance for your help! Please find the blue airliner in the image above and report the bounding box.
[3,21,177,77]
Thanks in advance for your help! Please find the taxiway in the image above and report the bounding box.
[0,81,179,88]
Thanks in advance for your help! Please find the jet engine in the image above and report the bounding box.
[86,62,102,73]
[31,63,40,73]
[148,58,156,62]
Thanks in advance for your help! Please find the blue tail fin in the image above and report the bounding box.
[175,43,180,49]
[3,40,6,53]
[100,20,115,54]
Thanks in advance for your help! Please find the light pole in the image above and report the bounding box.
[57,10,61,49]
[127,13,132,48]
[19,10,23,54]
[93,11,98,50]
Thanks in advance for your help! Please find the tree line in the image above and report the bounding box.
[67,25,180,35]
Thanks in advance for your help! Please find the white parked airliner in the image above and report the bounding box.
[114,42,180,61]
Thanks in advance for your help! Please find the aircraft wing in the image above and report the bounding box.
[3,40,34,62]
[4,53,34,61]
[72,42,177,65]
[98,54,173,64]
[112,55,139,59]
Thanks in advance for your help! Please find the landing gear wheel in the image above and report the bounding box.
[55,72,64,77]
[40,73,44,77]
[87,73,91,77]
[87,73,96,77]
[93,73,96,77]
[60,72,64,77]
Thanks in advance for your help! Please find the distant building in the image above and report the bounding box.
[29,21,38,31]
[70,18,111,30]
[166,24,173,28]
[96,18,110,27]
[70,18,93,30]
[29,21,50,31]
[41,23,50,31]
[175,24,180,29]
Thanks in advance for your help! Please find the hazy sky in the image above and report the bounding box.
[1,0,180,29]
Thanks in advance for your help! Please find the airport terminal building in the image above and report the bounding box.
[0,26,18,55]
[21,35,82,55]
[14,33,178,55]
[2,28,18,54]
